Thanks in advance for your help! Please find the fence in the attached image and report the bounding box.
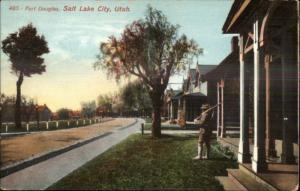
[1,117,109,133]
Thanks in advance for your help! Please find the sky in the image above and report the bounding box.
[1,0,235,111]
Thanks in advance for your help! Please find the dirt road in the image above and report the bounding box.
[1,118,134,167]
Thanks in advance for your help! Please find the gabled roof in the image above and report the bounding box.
[69,110,81,117]
[196,64,218,76]
[37,104,51,113]
[202,51,239,81]
[222,0,262,33]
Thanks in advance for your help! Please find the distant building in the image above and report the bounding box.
[165,64,216,123]
[165,89,181,120]
[203,37,240,134]
[69,110,81,119]
[36,104,52,121]
[192,64,217,95]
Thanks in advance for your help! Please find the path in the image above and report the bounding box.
[0,118,143,190]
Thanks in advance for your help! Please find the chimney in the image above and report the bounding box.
[231,36,239,52]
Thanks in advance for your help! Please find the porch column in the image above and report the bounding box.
[167,102,170,120]
[297,1,300,164]
[183,99,187,121]
[220,79,225,138]
[281,28,295,163]
[238,34,251,163]
[265,53,277,157]
[252,19,267,173]
[170,102,173,119]
[217,83,221,137]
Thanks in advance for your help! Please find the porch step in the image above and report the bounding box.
[239,164,280,191]
[215,176,242,191]
[227,169,272,191]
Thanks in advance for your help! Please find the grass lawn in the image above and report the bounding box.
[48,134,237,190]
[144,122,199,130]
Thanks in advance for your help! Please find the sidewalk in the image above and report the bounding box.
[143,130,239,135]
[0,118,143,190]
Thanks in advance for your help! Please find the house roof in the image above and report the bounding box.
[222,0,262,33]
[37,104,51,113]
[171,91,183,100]
[69,110,81,117]
[183,92,206,97]
[196,64,218,76]
[202,51,239,81]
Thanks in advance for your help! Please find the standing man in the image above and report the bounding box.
[193,104,216,160]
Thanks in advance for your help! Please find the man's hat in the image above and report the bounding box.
[201,104,209,109]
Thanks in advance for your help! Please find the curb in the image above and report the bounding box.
[0,118,138,178]
[117,118,138,131]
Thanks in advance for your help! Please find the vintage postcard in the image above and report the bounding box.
[0,0,299,190]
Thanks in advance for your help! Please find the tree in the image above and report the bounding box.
[120,80,152,113]
[95,6,201,137]
[97,95,113,111]
[0,94,35,124]
[21,96,35,122]
[2,23,49,128]
[0,94,16,125]
[81,101,97,118]
[57,108,70,120]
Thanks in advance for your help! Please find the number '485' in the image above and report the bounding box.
[9,5,19,11]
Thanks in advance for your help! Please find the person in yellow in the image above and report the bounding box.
[193,104,216,160]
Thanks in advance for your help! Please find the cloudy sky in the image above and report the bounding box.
[1,0,235,111]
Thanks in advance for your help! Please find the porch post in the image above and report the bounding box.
[281,28,295,163]
[265,53,277,157]
[220,79,225,138]
[167,102,170,120]
[183,99,187,121]
[252,18,267,172]
[170,102,173,120]
[297,1,300,167]
[217,83,220,137]
[238,34,251,163]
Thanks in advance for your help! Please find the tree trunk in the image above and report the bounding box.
[151,90,163,138]
[152,106,161,137]
[15,73,23,129]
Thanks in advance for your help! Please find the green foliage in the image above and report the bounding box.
[2,23,49,128]
[0,94,16,123]
[57,108,70,120]
[121,80,152,111]
[2,23,49,77]
[49,134,237,190]
[97,94,113,112]
[81,101,97,118]
[0,94,37,123]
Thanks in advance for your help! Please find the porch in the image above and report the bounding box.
[217,136,299,191]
